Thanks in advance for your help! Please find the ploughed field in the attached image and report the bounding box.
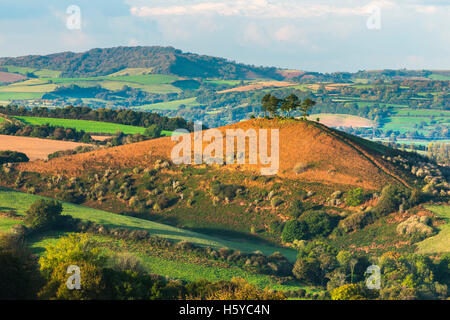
[0,134,89,160]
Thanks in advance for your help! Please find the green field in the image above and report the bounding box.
[429,73,450,81]
[3,65,36,75]
[0,188,297,261]
[106,74,179,85]
[0,92,43,100]
[134,97,200,111]
[14,116,147,134]
[416,205,450,254]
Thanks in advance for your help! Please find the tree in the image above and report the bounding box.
[288,199,303,218]
[281,94,301,118]
[299,98,316,120]
[330,284,366,300]
[144,124,162,139]
[39,234,106,277]
[268,95,282,117]
[345,188,365,206]
[261,94,281,117]
[281,220,307,243]
[24,199,63,231]
[261,93,271,117]
[300,210,337,238]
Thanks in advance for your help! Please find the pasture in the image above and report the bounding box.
[0,188,297,261]
[0,92,43,100]
[14,116,147,135]
[134,97,200,111]
[416,205,450,254]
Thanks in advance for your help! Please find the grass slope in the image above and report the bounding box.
[0,188,297,261]
[416,205,450,254]
[134,97,200,111]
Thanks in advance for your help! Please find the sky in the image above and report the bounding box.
[0,0,449,72]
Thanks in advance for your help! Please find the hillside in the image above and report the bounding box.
[17,119,412,190]
[0,46,282,79]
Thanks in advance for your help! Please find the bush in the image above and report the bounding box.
[38,261,109,300]
[143,124,162,139]
[56,191,85,204]
[0,150,29,164]
[345,188,365,206]
[210,181,241,200]
[0,245,43,299]
[292,257,322,284]
[330,284,366,300]
[300,210,337,238]
[281,220,307,243]
[24,199,63,231]
[338,211,372,233]
[270,197,283,209]
[288,200,303,218]
[373,185,406,217]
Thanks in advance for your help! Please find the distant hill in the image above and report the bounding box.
[0,46,283,80]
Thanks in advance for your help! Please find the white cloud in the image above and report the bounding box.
[130,0,396,19]
[411,5,438,14]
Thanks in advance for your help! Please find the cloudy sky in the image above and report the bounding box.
[0,0,449,72]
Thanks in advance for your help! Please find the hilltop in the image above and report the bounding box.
[0,46,283,79]
[18,119,413,190]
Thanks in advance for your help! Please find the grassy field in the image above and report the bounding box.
[134,97,200,111]
[106,74,179,85]
[416,205,450,254]
[0,188,297,261]
[25,231,307,292]
[14,116,147,134]
[0,92,43,100]
[107,68,153,77]
[429,73,450,81]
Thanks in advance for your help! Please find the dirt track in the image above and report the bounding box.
[0,135,90,160]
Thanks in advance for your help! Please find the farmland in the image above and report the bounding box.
[416,205,450,254]
[308,113,374,128]
[14,116,147,135]
[133,97,200,111]
[0,134,89,160]
[0,187,297,260]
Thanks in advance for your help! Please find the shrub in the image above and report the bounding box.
[373,184,406,217]
[39,234,106,276]
[155,195,169,210]
[270,197,283,209]
[281,220,307,243]
[292,257,322,284]
[0,244,43,299]
[338,211,372,233]
[113,253,146,274]
[206,277,285,300]
[288,200,303,218]
[38,261,108,300]
[24,199,63,231]
[56,190,85,204]
[0,150,29,164]
[210,181,241,200]
[300,210,337,238]
[345,188,365,206]
[330,284,366,300]
[143,124,162,139]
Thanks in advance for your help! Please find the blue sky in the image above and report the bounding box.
[0,0,449,72]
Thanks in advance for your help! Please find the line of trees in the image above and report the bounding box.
[261,93,316,119]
